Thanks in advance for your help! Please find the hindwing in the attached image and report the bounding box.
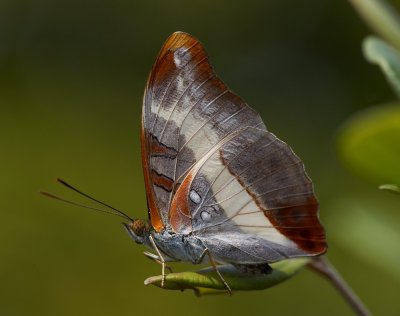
[168,127,327,261]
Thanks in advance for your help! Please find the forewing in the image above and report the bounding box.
[169,127,326,262]
[141,32,265,230]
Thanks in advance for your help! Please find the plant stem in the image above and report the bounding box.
[308,257,372,316]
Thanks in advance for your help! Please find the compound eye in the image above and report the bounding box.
[130,220,146,236]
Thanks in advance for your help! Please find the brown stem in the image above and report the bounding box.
[308,257,371,316]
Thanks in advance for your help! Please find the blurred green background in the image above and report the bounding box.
[2,0,400,315]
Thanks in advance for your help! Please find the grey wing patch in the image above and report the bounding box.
[217,128,315,211]
[197,232,305,264]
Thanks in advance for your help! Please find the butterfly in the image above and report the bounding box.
[44,31,327,294]
[124,31,327,292]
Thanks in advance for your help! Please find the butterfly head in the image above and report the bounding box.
[123,219,151,244]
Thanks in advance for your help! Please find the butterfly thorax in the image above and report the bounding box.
[124,220,206,263]
[151,230,207,263]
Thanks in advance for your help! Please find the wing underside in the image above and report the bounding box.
[141,32,265,230]
[168,127,326,262]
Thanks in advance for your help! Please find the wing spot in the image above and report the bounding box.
[189,190,202,204]
[174,47,191,67]
[200,211,211,222]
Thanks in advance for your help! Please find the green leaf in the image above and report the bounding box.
[379,183,400,194]
[349,0,400,50]
[144,258,310,296]
[337,103,400,184]
[328,198,400,282]
[363,36,400,98]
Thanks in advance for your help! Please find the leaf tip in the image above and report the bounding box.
[379,184,400,194]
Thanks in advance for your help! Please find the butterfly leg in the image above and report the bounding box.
[148,235,168,287]
[196,248,232,295]
[143,251,173,273]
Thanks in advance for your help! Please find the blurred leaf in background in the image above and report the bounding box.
[335,1,400,314]
[341,0,400,188]
[349,0,400,51]
[338,102,400,184]
[379,183,400,194]
[364,36,400,97]
[328,197,400,283]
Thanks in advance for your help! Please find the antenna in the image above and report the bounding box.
[41,178,134,222]
[40,191,131,220]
